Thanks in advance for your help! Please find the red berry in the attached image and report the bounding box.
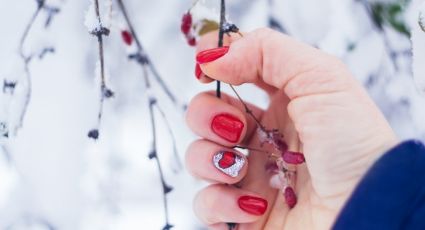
[284,186,297,208]
[218,151,236,169]
[282,151,305,165]
[274,139,288,152]
[121,30,133,46]
[187,35,196,46]
[265,161,279,173]
[181,12,192,35]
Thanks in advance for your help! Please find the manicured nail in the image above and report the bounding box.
[213,151,245,177]
[195,63,202,79]
[211,114,244,143]
[196,46,230,64]
[238,195,268,216]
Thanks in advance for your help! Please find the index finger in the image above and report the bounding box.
[196,28,354,100]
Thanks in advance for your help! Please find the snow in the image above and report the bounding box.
[413,1,425,93]
[0,0,425,229]
[84,0,99,33]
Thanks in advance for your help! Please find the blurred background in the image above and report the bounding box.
[0,0,425,229]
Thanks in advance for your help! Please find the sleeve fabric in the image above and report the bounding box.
[333,140,425,230]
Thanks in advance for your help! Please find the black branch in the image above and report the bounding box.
[87,0,113,140]
[2,0,60,138]
[116,0,182,110]
[116,0,185,228]
[216,0,226,98]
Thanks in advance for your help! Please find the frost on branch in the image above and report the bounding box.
[84,0,112,34]
[0,0,62,139]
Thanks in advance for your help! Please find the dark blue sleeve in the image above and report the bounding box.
[333,140,425,230]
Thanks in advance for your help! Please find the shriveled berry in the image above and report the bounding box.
[187,35,196,46]
[282,151,305,165]
[181,12,192,35]
[265,161,279,173]
[274,139,288,152]
[121,30,133,46]
[284,186,297,208]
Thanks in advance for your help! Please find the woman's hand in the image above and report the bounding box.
[185,28,398,230]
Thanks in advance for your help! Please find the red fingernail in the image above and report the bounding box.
[213,151,245,177]
[238,195,268,216]
[211,114,244,143]
[195,63,202,79]
[196,46,230,64]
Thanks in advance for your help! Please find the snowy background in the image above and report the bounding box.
[0,0,425,229]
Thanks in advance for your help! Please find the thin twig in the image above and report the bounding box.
[154,103,183,172]
[87,0,112,139]
[116,0,180,108]
[228,85,265,130]
[117,0,182,169]
[148,99,174,230]
[9,1,45,134]
[95,0,106,128]
[116,1,179,228]
[19,2,44,60]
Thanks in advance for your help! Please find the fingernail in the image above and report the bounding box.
[238,195,268,216]
[195,63,203,79]
[196,46,230,64]
[211,114,244,143]
[213,151,245,177]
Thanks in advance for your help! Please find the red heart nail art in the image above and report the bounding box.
[213,151,245,177]
[218,151,236,169]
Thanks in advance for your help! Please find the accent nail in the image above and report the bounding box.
[238,195,268,216]
[211,114,244,143]
[213,151,245,177]
[195,63,202,79]
[196,46,230,64]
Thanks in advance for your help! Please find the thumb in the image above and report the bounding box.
[196,28,354,100]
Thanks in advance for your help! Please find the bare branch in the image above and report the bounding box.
[87,0,113,140]
[117,0,182,109]
[216,0,226,98]
[115,1,185,228]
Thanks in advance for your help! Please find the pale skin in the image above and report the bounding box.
[185,28,398,230]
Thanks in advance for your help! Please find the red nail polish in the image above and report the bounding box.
[195,63,202,79]
[213,151,245,177]
[282,151,305,165]
[211,114,244,143]
[196,46,230,64]
[238,195,268,216]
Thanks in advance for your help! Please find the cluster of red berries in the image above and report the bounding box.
[181,12,196,46]
[260,128,305,208]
